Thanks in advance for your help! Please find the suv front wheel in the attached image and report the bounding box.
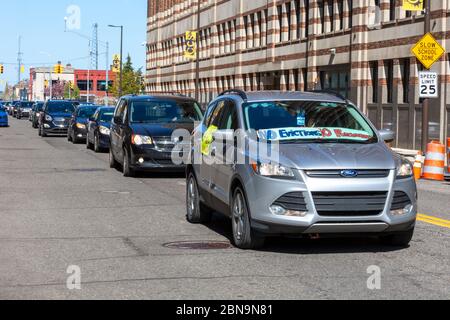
[231,187,265,249]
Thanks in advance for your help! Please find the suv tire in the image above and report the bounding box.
[380,228,414,247]
[231,187,265,249]
[122,148,135,177]
[109,148,118,169]
[186,173,212,223]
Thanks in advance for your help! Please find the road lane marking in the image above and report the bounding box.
[417,214,450,229]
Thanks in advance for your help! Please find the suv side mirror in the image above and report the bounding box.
[379,129,395,143]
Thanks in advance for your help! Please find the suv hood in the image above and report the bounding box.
[130,123,195,137]
[275,142,396,170]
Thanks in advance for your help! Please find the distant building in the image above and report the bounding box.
[29,65,75,101]
[74,70,116,102]
[29,66,116,103]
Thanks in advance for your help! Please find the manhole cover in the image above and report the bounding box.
[163,241,232,250]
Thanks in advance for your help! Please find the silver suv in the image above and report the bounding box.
[186,90,417,249]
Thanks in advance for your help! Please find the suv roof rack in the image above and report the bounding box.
[219,89,248,100]
[307,90,348,102]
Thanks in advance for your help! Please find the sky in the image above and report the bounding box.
[0,0,147,92]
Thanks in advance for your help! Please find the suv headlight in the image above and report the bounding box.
[76,123,86,129]
[99,126,110,135]
[397,157,413,178]
[252,162,295,178]
[45,115,53,121]
[132,134,153,146]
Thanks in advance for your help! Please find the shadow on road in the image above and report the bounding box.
[136,171,186,179]
[203,213,407,254]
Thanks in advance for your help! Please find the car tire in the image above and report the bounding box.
[186,173,212,224]
[380,228,414,247]
[231,187,265,250]
[71,131,78,144]
[38,125,42,136]
[41,126,47,137]
[86,134,93,150]
[94,134,101,153]
[122,148,135,177]
[109,148,119,169]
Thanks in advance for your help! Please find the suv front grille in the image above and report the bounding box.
[153,136,176,150]
[391,191,412,210]
[273,192,307,212]
[312,192,388,217]
[305,170,390,178]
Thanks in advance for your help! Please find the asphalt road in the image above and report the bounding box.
[0,117,449,300]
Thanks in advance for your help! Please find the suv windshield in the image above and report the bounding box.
[243,101,377,144]
[77,107,98,118]
[47,102,76,114]
[130,100,203,124]
[20,102,34,108]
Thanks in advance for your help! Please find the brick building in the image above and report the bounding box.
[74,70,116,102]
[146,0,450,151]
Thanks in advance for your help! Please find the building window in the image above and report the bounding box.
[390,0,396,21]
[320,69,350,98]
[370,61,378,103]
[76,80,93,91]
[97,80,114,91]
[319,1,325,33]
[401,59,410,103]
[385,60,394,103]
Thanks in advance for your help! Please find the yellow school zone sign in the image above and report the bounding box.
[411,33,446,70]
[402,0,424,11]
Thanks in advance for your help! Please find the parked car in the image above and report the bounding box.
[10,101,21,117]
[30,102,45,128]
[186,90,417,249]
[0,105,8,127]
[16,101,34,119]
[67,105,99,143]
[86,106,115,152]
[109,94,203,177]
[38,100,76,137]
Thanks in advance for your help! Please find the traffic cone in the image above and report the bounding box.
[413,151,423,180]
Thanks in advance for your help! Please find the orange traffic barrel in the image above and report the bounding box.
[413,151,423,180]
[423,141,445,181]
[447,138,450,172]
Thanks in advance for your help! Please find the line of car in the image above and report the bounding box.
[4,90,418,250]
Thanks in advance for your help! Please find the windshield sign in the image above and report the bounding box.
[244,101,376,143]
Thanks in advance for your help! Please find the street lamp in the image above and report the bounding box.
[108,24,123,97]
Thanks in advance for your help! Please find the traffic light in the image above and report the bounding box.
[0,64,4,74]
[53,64,64,74]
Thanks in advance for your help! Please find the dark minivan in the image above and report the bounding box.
[39,100,76,137]
[109,95,203,177]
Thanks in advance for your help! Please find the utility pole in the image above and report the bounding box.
[105,41,109,105]
[17,36,23,99]
[92,23,99,70]
[195,0,201,102]
[421,0,431,152]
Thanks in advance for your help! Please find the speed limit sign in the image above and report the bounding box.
[419,71,438,98]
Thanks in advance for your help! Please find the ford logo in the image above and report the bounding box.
[341,170,358,178]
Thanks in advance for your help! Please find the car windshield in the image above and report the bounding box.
[0,107,5,112]
[130,100,203,124]
[77,107,98,118]
[243,101,377,144]
[21,102,34,108]
[36,103,44,111]
[99,110,114,122]
[47,102,76,114]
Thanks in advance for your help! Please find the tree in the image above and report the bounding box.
[64,82,80,100]
[110,54,144,97]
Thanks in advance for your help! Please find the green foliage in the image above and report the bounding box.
[64,82,80,99]
[110,54,144,97]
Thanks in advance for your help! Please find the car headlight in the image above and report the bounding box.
[45,115,53,121]
[397,157,413,178]
[251,162,295,178]
[99,126,110,135]
[132,134,153,146]
[76,123,86,129]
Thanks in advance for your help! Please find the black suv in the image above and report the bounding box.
[109,95,203,177]
[38,100,76,137]
[31,102,45,128]
[16,101,34,119]
[68,105,100,143]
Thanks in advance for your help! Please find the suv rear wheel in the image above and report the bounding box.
[231,187,265,249]
[186,173,212,223]
[109,148,118,169]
